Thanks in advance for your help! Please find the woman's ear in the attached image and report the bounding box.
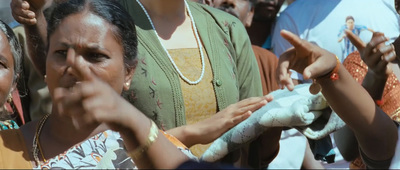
[123,66,135,91]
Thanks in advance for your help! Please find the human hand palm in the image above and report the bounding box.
[193,96,271,144]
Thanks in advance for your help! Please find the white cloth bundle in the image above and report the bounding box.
[201,84,345,162]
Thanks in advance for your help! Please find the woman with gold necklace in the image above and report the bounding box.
[3,0,272,168]
[118,0,270,167]
[0,19,22,131]
[0,0,194,168]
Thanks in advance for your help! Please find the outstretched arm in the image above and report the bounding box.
[277,30,398,163]
[335,30,396,162]
[367,28,374,33]
[166,95,272,147]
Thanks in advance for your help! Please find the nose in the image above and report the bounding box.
[65,48,76,67]
[221,0,236,8]
[65,48,84,79]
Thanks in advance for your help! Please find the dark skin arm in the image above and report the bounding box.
[56,55,274,168]
[11,0,52,76]
[54,56,188,169]
[345,30,395,100]
[335,30,396,161]
[277,30,398,162]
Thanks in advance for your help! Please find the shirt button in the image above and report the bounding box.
[216,80,222,86]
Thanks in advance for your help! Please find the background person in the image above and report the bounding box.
[277,29,398,169]
[0,0,188,168]
[0,19,22,130]
[117,0,266,168]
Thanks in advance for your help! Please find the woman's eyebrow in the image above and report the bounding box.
[59,42,110,53]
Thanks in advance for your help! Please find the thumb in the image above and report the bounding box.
[303,56,333,79]
[386,63,393,75]
[345,29,366,52]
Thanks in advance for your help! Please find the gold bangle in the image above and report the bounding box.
[127,120,159,160]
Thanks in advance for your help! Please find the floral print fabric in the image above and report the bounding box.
[35,130,197,169]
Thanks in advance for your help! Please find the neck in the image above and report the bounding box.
[139,0,186,19]
[246,21,273,46]
[39,112,108,159]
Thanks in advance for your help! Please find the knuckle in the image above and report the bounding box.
[237,108,245,114]
[366,42,374,49]
[225,119,235,126]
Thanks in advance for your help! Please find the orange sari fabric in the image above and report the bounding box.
[343,51,400,121]
[343,51,400,169]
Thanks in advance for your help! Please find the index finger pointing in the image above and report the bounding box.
[280,29,304,49]
[345,29,366,51]
[70,55,95,82]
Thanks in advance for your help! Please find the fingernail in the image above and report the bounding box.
[281,29,289,34]
[303,71,311,79]
[288,84,294,90]
[385,51,396,62]
[247,111,253,115]
[30,18,37,24]
[379,45,393,54]
[380,36,387,42]
[28,12,35,18]
[22,1,29,8]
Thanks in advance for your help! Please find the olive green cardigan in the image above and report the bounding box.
[119,1,262,130]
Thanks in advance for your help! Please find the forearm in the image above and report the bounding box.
[123,108,189,169]
[361,69,387,100]
[318,66,398,161]
[333,125,359,161]
[166,125,199,148]
[338,36,344,42]
[24,9,47,76]
[368,28,374,32]
[256,127,282,168]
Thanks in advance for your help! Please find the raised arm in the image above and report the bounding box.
[345,30,395,101]
[277,30,398,164]
[11,0,52,76]
[334,30,397,162]
[53,57,189,169]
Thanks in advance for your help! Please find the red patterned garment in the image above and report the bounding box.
[343,51,400,169]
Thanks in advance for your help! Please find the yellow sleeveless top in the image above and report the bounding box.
[169,48,217,157]
[0,129,32,169]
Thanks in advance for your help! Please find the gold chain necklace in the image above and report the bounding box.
[32,113,51,165]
